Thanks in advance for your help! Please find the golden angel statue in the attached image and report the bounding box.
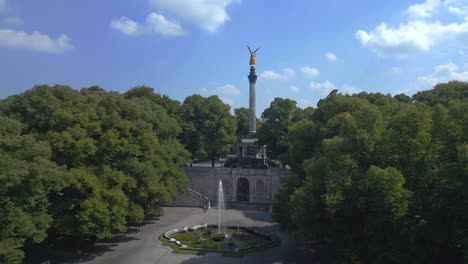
[248,45,260,65]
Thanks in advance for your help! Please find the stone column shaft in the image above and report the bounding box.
[248,66,257,135]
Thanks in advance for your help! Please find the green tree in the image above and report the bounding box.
[272,82,468,263]
[413,81,468,107]
[0,117,69,263]
[258,97,302,160]
[234,107,249,140]
[234,107,262,141]
[124,86,181,117]
[0,84,191,262]
[180,95,236,166]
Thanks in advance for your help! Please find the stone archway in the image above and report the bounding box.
[237,178,249,202]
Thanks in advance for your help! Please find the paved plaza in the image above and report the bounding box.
[77,207,309,264]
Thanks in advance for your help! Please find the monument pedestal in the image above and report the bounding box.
[237,138,267,169]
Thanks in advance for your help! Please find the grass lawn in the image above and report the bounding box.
[164,226,279,256]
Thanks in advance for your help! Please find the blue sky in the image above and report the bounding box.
[1,0,468,115]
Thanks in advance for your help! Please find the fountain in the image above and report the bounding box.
[161,179,278,253]
[218,180,224,235]
[212,179,226,241]
[161,180,278,254]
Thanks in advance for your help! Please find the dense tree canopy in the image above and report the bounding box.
[257,98,303,160]
[1,81,467,263]
[0,85,190,263]
[413,81,468,107]
[234,107,249,140]
[179,95,236,166]
[272,82,468,263]
[234,107,262,141]
[0,116,69,262]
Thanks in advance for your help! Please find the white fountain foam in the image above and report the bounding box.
[218,180,225,235]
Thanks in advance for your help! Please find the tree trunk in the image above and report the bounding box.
[211,155,215,167]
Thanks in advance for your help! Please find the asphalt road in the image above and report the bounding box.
[76,207,308,264]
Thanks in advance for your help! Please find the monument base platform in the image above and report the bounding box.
[223,137,268,169]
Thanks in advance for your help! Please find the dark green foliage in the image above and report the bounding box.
[179,95,236,166]
[413,81,468,106]
[0,85,189,263]
[234,107,249,140]
[124,86,181,117]
[0,116,69,264]
[273,82,468,263]
[234,107,262,141]
[393,93,412,103]
[258,97,303,159]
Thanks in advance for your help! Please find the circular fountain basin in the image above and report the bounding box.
[163,224,276,253]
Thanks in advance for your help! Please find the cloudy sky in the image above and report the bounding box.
[1,0,468,115]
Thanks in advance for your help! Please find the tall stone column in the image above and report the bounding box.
[248,66,257,136]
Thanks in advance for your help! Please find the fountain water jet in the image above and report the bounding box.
[162,180,280,253]
[217,180,225,235]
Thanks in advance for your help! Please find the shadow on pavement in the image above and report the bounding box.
[24,213,161,264]
[241,210,275,223]
[25,237,120,264]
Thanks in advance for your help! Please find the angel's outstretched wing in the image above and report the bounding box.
[247,45,253,54]
[253,47,260,53]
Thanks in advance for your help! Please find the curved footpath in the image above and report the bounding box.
[76,207,309,264]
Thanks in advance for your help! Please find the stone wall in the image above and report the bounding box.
[171,189,207,207]
[174,167,290,206]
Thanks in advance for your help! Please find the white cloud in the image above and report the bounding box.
[2,16,23,25]
[111,16,141,35]
[290,85,300,93]
[260,71,282,80]
[341,84,362,95]
[150,0,239,32]
[356,20,468,58]
[310,80,362,96]
[407,0,441,18]
[260,68,295,80]
[326,52,337,62]
[445,0,468,16]
[310,80,337,95]
[0,29,73,54]
[111,12,185,36]
[393,88,412,95]
[202,84,239,106]
[448,5,468,16]
[301,66,320,77]
[417,62,468,88]
[298,99,313,108]
[391,66,401,74]
[219,96,234,106]
[460,49,466,55]
[146,12,185,36]
[214,84,239,95]
[356,0,468,58]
